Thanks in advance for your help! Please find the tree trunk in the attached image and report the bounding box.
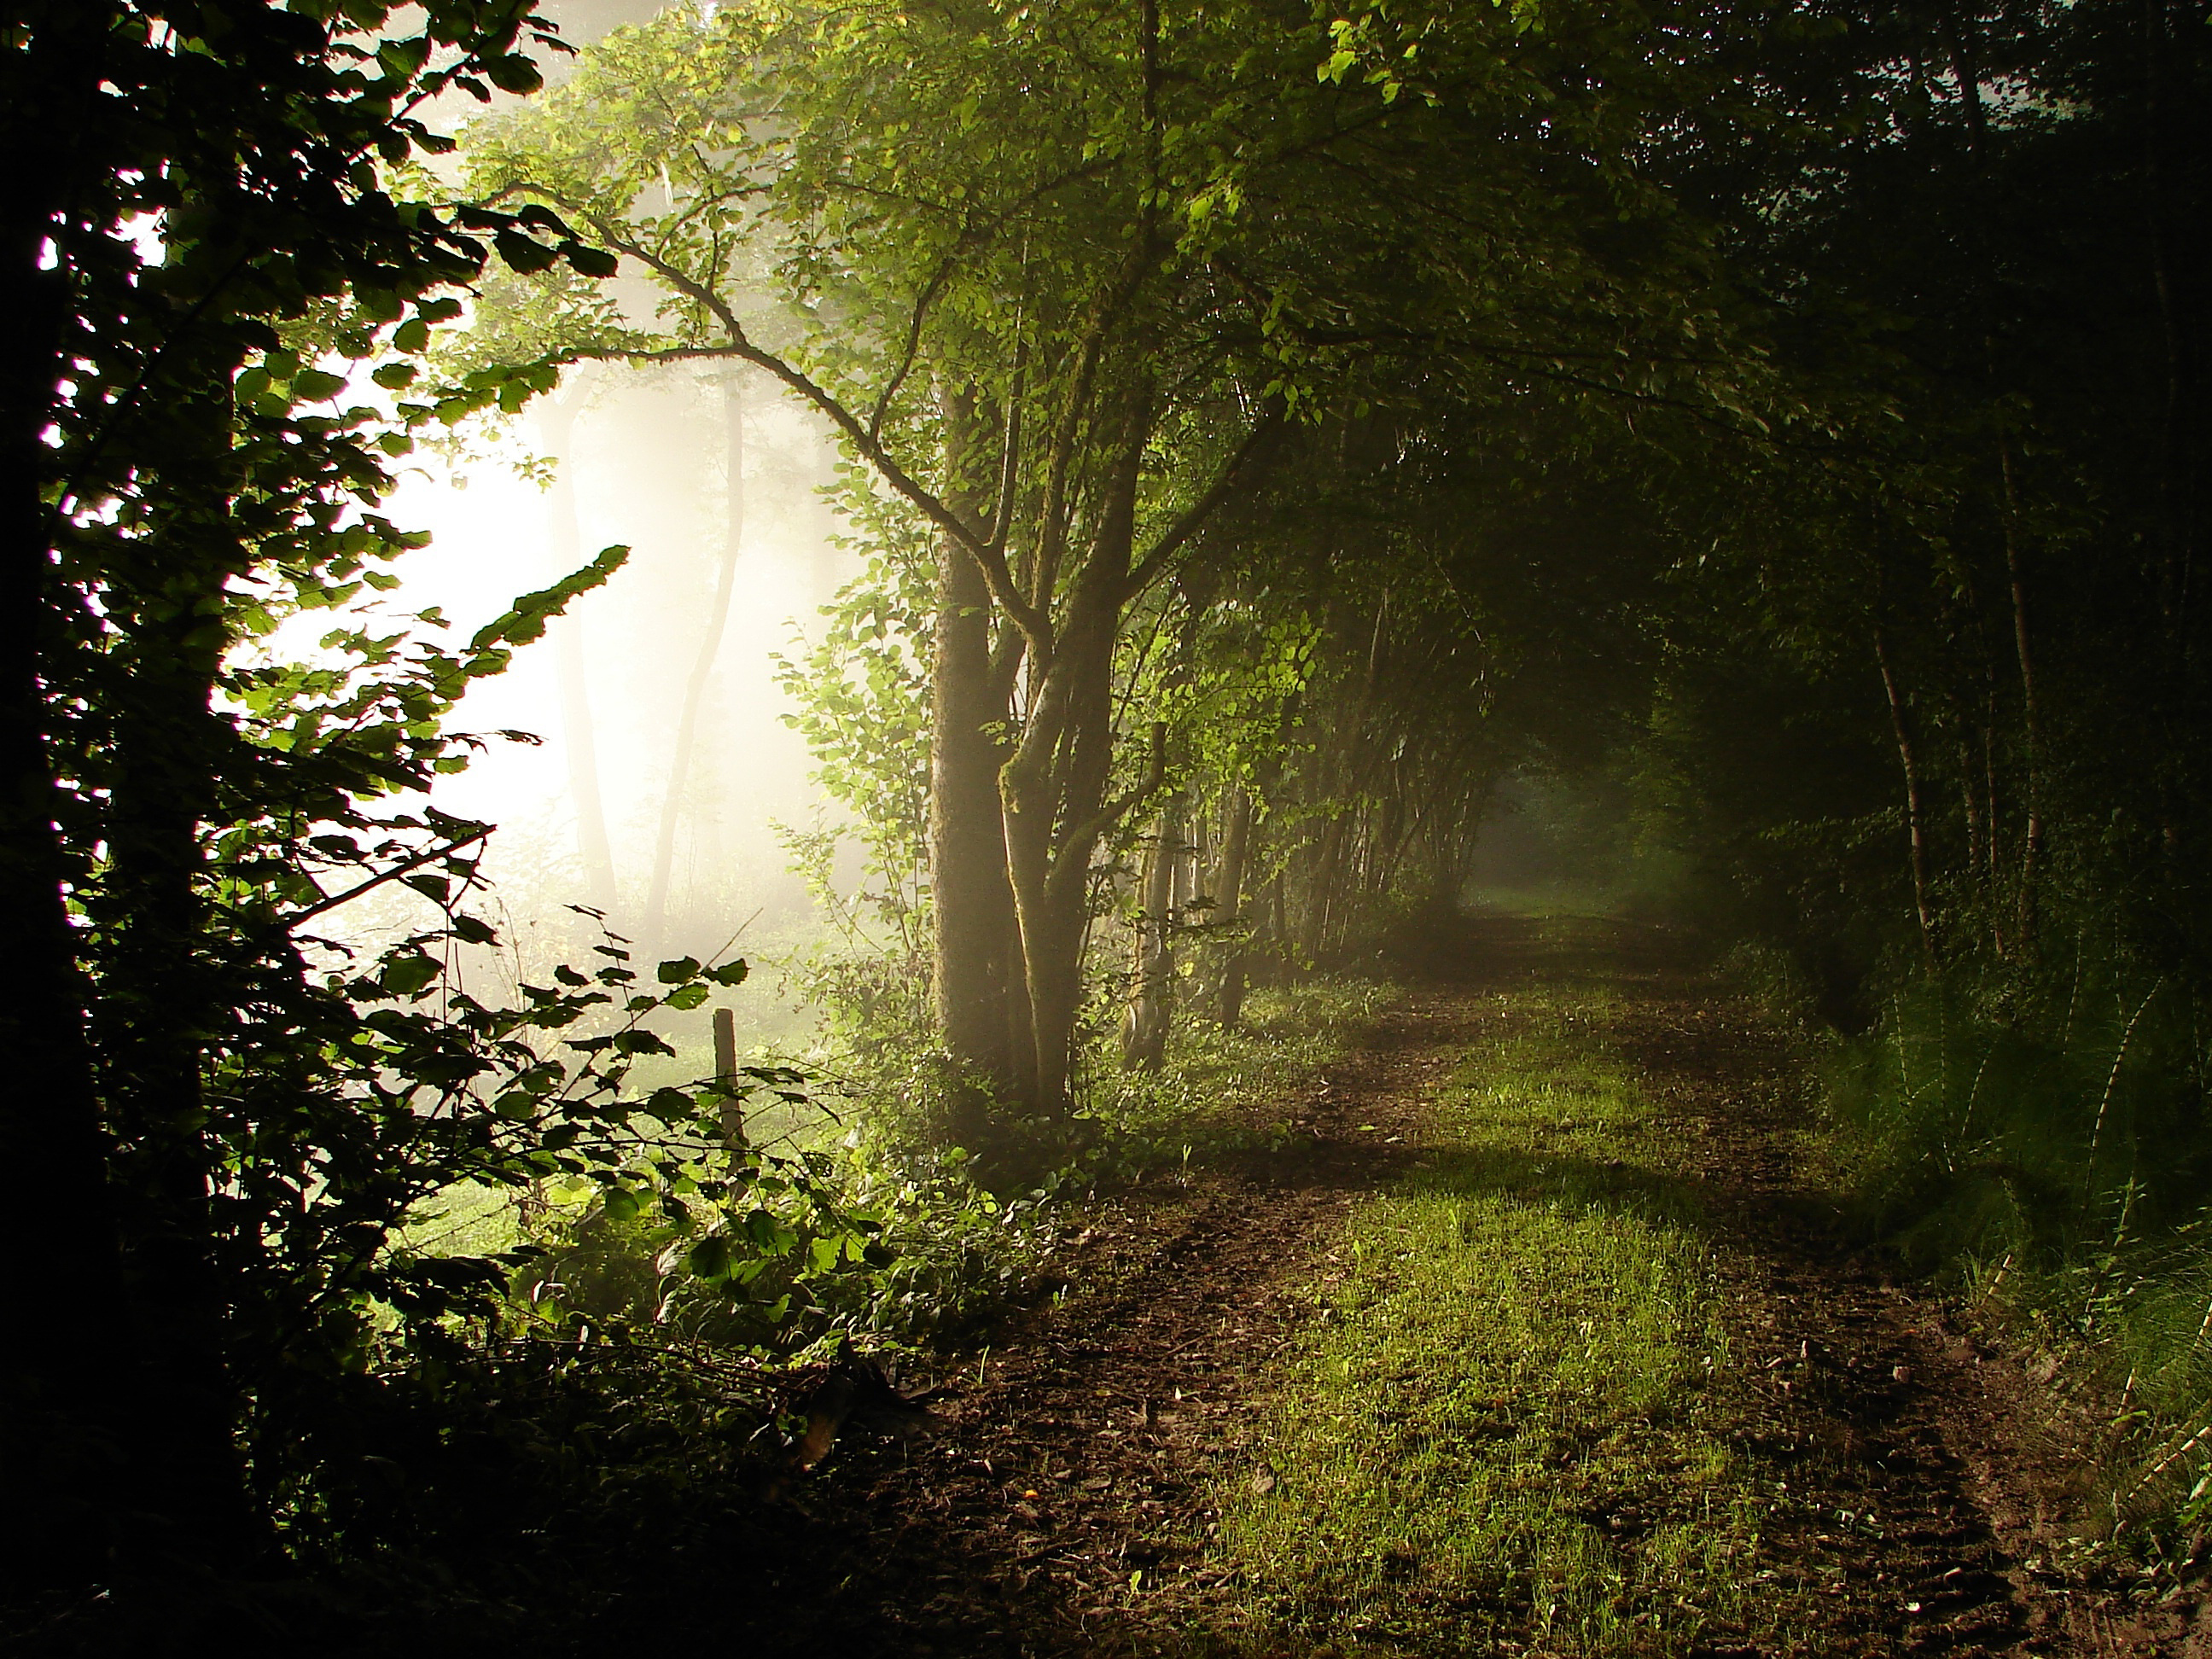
[100,609,262,1569]
[1956,734,1982,883]
[0,15,141,1583]
[1123,795,1179,1069]
[2140,0,2197,652]
[1214,786,1252,1027]
[1001,410,1149,1115]
[2000,446,2042,957]
[930,387,1031,1142]
[642,370,746,963]
[1003,592,1123,1111]
[1304,809,1349,960]
[538,389,618,914]
[94,374,266,1568]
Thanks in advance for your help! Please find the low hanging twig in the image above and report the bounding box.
[288,827,492,926]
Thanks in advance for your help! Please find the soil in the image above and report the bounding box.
[650,919,2204,1656]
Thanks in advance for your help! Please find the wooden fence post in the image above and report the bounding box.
[713,1005,742,1148]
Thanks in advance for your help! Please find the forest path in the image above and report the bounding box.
[718,918,2133,1657]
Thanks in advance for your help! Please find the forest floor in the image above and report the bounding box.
[678,917,2203,1657]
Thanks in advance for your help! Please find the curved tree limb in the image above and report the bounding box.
[496,180,1054,651]
[1124,402,1286,598]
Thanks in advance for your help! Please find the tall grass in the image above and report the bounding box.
[1823,939,2212,1538]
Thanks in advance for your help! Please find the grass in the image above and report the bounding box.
[1208,990,1773,1656]
[1819,967,2212,1541]
[1091,977,1401,1157]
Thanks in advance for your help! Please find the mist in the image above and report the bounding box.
[348,362,859,1045]
[24,0,2212,1641]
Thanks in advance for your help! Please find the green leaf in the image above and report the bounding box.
[379,952,442,996]
[564,243,620,279]
[494,227,561,274]
[688,1234,734,1278]
[485,53,544,94]
[470,546,629,654]
[601,1187,643,1224]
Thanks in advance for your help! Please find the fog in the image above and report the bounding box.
[272,2,871,1059]
[350,362,861,1045]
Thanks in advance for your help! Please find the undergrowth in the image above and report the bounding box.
[1089,977,1400,1158]
[260,968,1406,1650]
[1810,939,2212,1546]
[399,975,1396,1385]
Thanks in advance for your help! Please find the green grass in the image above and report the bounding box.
[1091,978,1400,1155]
[1208,992,1772,1656]
[393,1177,525,1258]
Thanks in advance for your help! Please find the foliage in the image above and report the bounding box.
[1089,978,1398,1150]
[15,0,2212,1615]
[1818,946,2212,1540]
[0,0,906,1606]
[770,510,939,1062]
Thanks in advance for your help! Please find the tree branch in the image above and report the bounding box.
[504,182,1056,650]
[1124,403,1285,597]
[1060,719,1167,876]
[288,828,492,927]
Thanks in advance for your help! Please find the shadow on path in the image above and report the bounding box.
[584,914,2104,1658]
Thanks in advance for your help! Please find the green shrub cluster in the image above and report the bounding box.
[1819,940,2212,1540]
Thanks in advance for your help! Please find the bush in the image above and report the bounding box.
[1820,942,2212,1540]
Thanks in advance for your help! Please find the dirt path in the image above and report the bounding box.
[702,920,2172,1657]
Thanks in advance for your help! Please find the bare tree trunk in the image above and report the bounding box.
[1003,593,1123,1109]
[2000,446,2042,957]
[0,24,143,1579]
[538,386,618,913]
[1002,415,1150,1114]
[1980,696,2006,956]
[1876,625,1939,969]
[643,371,746,963]
[97,383,269,1569]
[1123,795,1179,1069]
[930,387,1031,1142]
[1214,786,1252,1027]
[2141,0,2197,650]
[1957,734,1983,890]
[1304,809,1349,959]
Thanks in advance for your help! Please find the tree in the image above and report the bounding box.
[461,0,1784,1159]
[0,0,698,1592]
